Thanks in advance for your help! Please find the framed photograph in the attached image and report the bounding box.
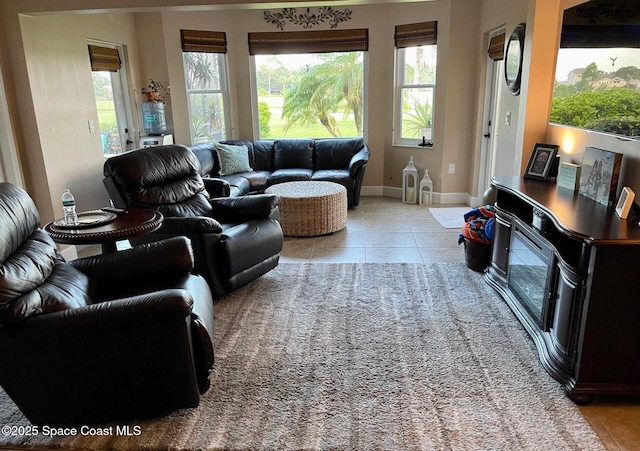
[615,187,635,219]
[578,147,623,206]
[524,143,559,181]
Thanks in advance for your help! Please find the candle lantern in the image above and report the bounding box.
[419,169,434,205]
[402,156,418,204]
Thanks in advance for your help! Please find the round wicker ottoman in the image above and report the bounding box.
[265,181,348,237]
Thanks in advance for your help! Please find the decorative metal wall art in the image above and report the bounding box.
[264,7,352,30]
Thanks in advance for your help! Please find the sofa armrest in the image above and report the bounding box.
[70,236,194,284]
[203,177,231,198]
[158,216,223,234]
[211,194,280,222]
[349,145,370,177]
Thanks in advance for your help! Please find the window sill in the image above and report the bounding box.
[392,143,436,149]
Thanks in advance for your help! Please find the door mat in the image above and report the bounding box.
[429,207,470,229]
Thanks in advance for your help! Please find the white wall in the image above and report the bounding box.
[17,12,142,223]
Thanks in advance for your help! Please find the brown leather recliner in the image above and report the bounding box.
[0,182,215,427]
[102,144,284,299]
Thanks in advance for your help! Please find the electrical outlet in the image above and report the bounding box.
[448,163,455,174]
[88,120,95,133]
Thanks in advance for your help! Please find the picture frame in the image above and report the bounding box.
[557,162,581,191]
[615,187,635,219]
[523,143,559,181]
[578,147,623,207]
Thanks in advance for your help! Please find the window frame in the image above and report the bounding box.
[250,51,368,140]
[247,28,368,140]
[182,51,231,144]
[393,44,438,147]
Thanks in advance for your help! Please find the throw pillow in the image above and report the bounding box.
[214,143,253,176]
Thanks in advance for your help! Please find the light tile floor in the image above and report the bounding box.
[280,196,465,264]
[78,195,639,450]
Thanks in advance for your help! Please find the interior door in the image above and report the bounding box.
[478,30,505,198]
[89,42,134,157]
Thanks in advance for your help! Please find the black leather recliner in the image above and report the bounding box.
[0,182,215,426]
[102,144,284,299]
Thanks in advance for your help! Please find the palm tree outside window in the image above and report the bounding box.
[183,52,230,143]
[253,51,365,139]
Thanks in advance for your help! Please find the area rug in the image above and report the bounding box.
[0,263,604,450]
[429,207,471,229]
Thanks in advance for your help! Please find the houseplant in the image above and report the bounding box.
[141,79,170,103]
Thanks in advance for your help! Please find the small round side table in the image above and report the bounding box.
[44,208,163,253]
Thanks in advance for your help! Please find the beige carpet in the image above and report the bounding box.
[0,263,604,450]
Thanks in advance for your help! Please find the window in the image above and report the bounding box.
[552,46,640,140]
[551,1,640,140]
[249,29,368,139]
[393,21,438,146]
[181,30,230,143]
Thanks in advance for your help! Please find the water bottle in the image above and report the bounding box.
[141,101,167,136]
[61,189,78,226]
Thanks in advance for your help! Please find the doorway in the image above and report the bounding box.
[0,64,23,185]
[478,28,505,199]
[89,41,134,157]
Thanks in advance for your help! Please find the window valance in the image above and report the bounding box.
[560,25,640,48]
[181,29,228,53]
[248,28,368,55]
[394,21,438,48]
[488,32,506,60]
[88,45,121,72]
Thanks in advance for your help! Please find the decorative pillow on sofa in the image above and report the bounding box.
[214,142,253,176]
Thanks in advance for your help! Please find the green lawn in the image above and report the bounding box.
[95,99,117,133]
[95,96,360,139]
[259,94,359,138]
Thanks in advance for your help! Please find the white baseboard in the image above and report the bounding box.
[438,192,472,205]
[469,195,485,206]
[365,186,471,206]
[360,186,384,197]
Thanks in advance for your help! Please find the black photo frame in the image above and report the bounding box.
[524,143,559,181]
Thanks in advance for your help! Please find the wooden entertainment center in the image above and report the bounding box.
[485,176,640,403]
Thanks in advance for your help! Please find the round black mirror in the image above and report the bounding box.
[504,23,525,96]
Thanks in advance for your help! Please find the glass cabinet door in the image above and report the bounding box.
[507,224,552,328]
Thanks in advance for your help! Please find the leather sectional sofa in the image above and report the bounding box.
[188,138,370,209]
